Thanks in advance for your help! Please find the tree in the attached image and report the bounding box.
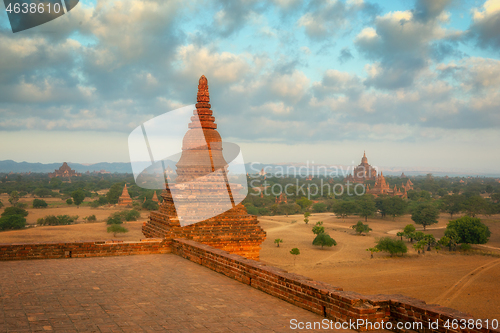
[312,221,325,235]
[396,232,405,241]
[0,200,3,208]
[274,238,283,247]
[107,213,123,225]
[384,196,408,219]
[366,247,379,259]
[142,199,159,211]
[438,236,451,251]
[32,199,48,208]
[413,240,425,254]
[290,248,300,265]
[332,201,357,222]
[355,195,377,222]
[312,233,337,249]
[1,206,28,218]
[423,234,436,251]
[375,237,408,257]
[440,194,464,218]
[403,224,416,242]
[66,198,73,205]
[71,189,85,207]
[296,197,312,211]
[84,215,97,222]
[8,191,19,206]
[462,196,489,217]
[0,215,26,231]
[312,202,327,213]
[411,203,439,230]
[33,188,52,198]
[303,212,310,224]
[351,221,372,235]
[107,224,129,237]
[106,183,123,204]
[446,216,491,244]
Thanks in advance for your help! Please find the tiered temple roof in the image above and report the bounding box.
[48,162,81,179]
[118,184,133,206]
[367,172,413,198]
[143,75,266,260]
[345,151,377,183]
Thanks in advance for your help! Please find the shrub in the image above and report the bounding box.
[142,199,159,211]
[446,216,491,244]
[375,237,408,257]
[66,198,73,205]
[107,215,123,225]
[33,199,48,208]
[84,215,97,222]
[1,207,28,217]
[460,243,472,251]
[312,233,337,249]
[0,215,26,230]
[351,221,372,235]
[37,215,77,226]
[312,202,327,213]
[107,224,129,237]
[123,209,140,221]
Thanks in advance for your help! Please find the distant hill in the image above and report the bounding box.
[0,160,133,174]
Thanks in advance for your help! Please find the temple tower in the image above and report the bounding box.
[143,75,266,260]
[118,184,133,207]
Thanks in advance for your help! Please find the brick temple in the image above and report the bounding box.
[48,162,81,179]
[366,172,414,198]
[143,75,266,260]
[344,151,377,183]
[118,184,133,206]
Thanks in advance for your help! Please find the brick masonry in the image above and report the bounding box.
[0,238,498,333]
[0,238,170,260]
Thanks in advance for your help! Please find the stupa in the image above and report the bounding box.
[118,184,133,206]
[152,191,159,202]
[143,75,266,260]
[344,151,377,183]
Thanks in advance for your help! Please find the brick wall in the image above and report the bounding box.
[172,239,499,333]
[0,238,171,260]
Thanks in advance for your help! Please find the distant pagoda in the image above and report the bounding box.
[48,162,81,179]
[345,151,377,183]
[143,75,266,260]
[152,191,159,202]
[118,184,133,207]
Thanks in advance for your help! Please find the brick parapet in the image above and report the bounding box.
[0,238,171,260]
[171,238,499,333]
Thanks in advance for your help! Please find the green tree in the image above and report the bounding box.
[396,232,405,241]
[107,224,129,237]
[8,191,19,206]
[0,215,26,231]
[366,247,379,259]
[351,221,372,235]
[296,197,313,211]
[312,202,327,213]
[375,237,408,257]
[1,206,28,218]
[446,216,491,244]
[462,196,489,217]
[84,215,97,222]
[355,195,377,222]
[423,234,436,251]
[106,183,123,204]
[33,188,52,198]
[71,189,85,207]
[290,248,300,265]
[403,224,416,242]
[413,240,425,254]
[312,221,325,235]
[440,194,464,218]
[32,199,48,208]
[312,233,337,249]
[274,238,283,247]
[66,198,73,205]
[383,196,408,220]
[142,199,159,211]
[303,211,310,224]
[411,203,439,230]
[332,201,357,222]
[107,213,123,225]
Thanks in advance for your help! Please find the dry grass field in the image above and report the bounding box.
[259,213,500,321]
[1,193,499,320]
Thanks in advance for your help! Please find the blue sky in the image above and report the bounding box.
[0,0,500,174]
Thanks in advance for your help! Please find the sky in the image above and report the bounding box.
[0,0,499,174]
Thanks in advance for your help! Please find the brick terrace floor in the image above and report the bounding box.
[0,254,358,332]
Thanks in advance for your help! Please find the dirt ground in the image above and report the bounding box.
[1,194,499,320]
[259,213,500,321]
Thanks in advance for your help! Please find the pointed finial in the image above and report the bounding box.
[197,75,210,104]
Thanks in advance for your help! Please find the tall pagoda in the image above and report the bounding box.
[345,151,377,183]
[143,75,266,260]
[118,184,133,206]
[48,162,81,179]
